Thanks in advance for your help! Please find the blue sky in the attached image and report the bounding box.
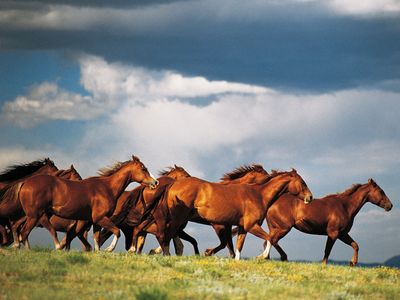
[0,0,400,263]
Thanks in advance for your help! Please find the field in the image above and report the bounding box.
[0,248,399,300]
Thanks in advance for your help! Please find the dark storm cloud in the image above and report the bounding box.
[1,1,399,91]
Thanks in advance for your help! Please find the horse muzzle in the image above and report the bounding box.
[149,179,159,190]
[303,193,313,204]
[384,203,393,212]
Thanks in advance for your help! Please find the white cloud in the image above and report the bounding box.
[1,82,103,127]
[327,0,400,16]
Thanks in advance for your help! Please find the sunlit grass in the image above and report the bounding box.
[0,247,398,299]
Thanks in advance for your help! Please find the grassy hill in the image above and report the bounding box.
[0,248,399,300]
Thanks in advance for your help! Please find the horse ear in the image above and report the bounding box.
[132,155,139,162]
[70,164,74,169]
[368,178,376,186]
[174,164,178,168]
[291,168,297,174]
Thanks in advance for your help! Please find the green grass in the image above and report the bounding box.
[0,248,399,300]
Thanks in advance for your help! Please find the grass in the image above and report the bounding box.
[0,247,399,299]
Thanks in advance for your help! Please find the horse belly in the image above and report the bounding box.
[196,202,242,225]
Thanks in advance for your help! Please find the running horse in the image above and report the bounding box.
[134,164,272,257]
[10,164,86,249]
[8,156,158,252]
[100,165,193,254]
[0,158,59,246]
[155,169,313,259]
[264,179,393,266]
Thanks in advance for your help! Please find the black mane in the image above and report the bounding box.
[0,159,55,182]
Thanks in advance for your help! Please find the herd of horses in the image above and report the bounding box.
[0,156,393,266]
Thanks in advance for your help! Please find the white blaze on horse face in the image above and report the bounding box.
[149,171,157,181]
[235,248,241,261]
[262,240,272,259]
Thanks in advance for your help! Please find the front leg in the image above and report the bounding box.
[235,226,247,261]
[339,233,359,266]
[94,217,120,252]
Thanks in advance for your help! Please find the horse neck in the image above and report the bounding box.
[341,185,370,218]
[257,176,290,210]
[102,167,133,200]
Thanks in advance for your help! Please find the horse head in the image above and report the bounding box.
[367,178,393,211]
[285,169,313,204]
[159,165,191,180]
[130,155,159,189]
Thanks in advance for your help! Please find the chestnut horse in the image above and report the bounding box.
[100,165,193,254]
[264,179,393,266]
[11,155,158,252]
[134,164,272,257]
[155,169,313,259]
[10,165,86,249]
[0,158,59,246]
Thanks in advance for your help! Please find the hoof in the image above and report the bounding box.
[204,249,214,256]
[149,249,156,255]
[11,243,20,250]
[349,261,357,267]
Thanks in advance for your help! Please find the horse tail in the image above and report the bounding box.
[0,182,24,206]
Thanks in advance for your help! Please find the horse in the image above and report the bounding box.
[9,155,158,252]
[264,179,393,266]
[99,165,194,255]
[154,169,313,259]
[0,158,59,246]
[9,164,86,250]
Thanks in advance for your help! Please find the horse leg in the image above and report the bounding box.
[19,216,40,249]
[172,236,184,256]
[120,226,133,252]
[94,217,120,252]
[177,228,199,255]
[92,224,101,251]
[246,223,272,259]
[10,218,26,249]
[38,214,61,250]
[260,227,291,261]
[205,224,228,257]
[339,233,359,266]
[235,226,247,261]
[136,233,147,254]
[322,236,337,265]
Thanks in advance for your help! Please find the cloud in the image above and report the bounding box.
[326,0,400,16]
[1,82,103,127]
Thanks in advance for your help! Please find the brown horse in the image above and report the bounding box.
[264,179,393,266]
[11,155,158,252]
[0,158,59,246]
[14,165,93,251]
[155,169,313,259]
[10,164,86,250]
[100,165,193,254]
[137,164,272,257]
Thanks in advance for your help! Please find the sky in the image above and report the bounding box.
[0,0,399,263]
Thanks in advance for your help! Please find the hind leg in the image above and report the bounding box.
[205,224,230,257]
[94,217,120,252]
[19,217,40,249]
[177,228,199,255]
[246,223,271,259]
[38,215,61,250]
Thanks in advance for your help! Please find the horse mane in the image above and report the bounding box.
[340,184,364,196]
[98,161,129,177]
[220,164,266,181]
[158,165,187,176]
[0,158,55,182]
